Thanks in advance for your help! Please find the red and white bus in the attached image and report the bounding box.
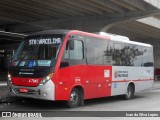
[8,30,154,107]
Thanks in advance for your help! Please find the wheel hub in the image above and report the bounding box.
[70,91,78,105]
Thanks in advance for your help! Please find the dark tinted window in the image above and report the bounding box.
[142,47,153,67]
[86,37,110,65]
[104,41,113,65]
[112,42,142,66]
[129,45,143,66]
[112,42,148,66]
[62,35,153,67]
[112,42,124,66]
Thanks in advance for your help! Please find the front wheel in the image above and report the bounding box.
[123,84,134,100]
[66,88,81,108]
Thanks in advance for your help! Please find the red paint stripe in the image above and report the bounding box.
[112,79,154,83]
[68,30,111,40]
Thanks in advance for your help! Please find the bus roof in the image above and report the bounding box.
[27,29,152,47]
[97,32,152,47]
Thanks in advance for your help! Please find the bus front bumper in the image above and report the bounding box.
[8,80,55,101]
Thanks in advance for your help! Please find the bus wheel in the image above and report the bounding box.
[124,84,134,100]
[66,88,81,108]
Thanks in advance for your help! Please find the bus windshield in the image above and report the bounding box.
[12,35,63,67]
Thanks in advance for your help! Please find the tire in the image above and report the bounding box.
[123,84,134,100]
[66,88,81,108]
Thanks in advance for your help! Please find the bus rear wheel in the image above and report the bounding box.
[123,84,134,100]
[66,88,81,108]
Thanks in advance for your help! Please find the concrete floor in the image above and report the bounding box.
[1,86,160,111]
[0,86,160,119]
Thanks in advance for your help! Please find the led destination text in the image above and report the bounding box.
[29,38,61,45]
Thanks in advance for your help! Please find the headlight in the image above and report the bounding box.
[8,73,12,84]
[39,73,53,86]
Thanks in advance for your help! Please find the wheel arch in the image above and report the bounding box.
[71,85,84,97]
[66,85,85,107]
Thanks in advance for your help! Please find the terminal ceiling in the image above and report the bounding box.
[0,0,160,48]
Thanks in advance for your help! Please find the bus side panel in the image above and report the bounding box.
[134,80,154,92]
[54,65,86,100]
[111,82,127,96]
[111,66,154,96]
[54,65,112,100]
[84,66,112,99]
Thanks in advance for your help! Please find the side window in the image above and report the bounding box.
[132,45,143,66]
[64,39,84,60]
[104,40,113,65]
[112,43,123,66]
[142,47,153,67]
[86,37,107,65]
[85,37,113,65]
[112,43,144,66]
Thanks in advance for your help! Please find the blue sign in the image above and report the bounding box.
[114,83,117,88]
[28,61,34,68]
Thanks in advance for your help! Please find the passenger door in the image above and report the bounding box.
[59,35,86,92]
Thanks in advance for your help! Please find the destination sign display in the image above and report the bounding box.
[29,38,61,45]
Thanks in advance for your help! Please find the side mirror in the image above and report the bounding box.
[60,61,69,68]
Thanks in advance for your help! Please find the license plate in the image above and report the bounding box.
[19,88,28,93]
